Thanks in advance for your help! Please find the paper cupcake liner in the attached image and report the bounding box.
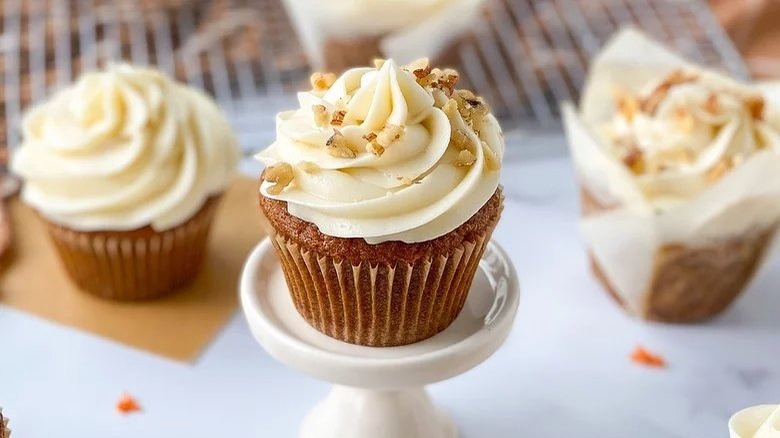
[269,230,492,347]
[45,197,221,301]
[581,189,776,322]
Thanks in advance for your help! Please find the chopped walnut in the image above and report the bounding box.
[451,128,474,151]
[397,176,416,186]
[744,95,765,120]
[312,105,330,128]
[326,130,356,158]
[622,148,645,174]
[310,72,337,91]
[262,162,294,195]
[375,124,404,149]
[704,93,721,114]
[366,141,385,156]
[452,89,489,125]
[640,69,698,114]
[614,90,639,121]
[433,68,459,95]
[454,149,476,167]
[330,109,346,126]
[404,58,432,80]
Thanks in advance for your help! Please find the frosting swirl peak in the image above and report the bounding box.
[258,59,503,243]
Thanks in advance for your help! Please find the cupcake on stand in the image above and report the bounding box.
[241,58,519,437]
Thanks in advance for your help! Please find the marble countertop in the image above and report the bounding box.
[1,136,779,437]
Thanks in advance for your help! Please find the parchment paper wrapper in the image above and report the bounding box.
[280,0,484,71]
[564,28,780,322]
[44,197,221,301]
[729,404,780,438]
[268,230,491,347]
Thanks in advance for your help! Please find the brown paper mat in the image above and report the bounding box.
[0,176,264,362]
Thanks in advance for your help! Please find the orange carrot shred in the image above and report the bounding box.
[116,394,142,414]
[630,346,666,368]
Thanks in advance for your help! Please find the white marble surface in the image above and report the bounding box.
[1,136,779,437]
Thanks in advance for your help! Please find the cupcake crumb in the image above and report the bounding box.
[116,393,142,414]
[630,346,666,368]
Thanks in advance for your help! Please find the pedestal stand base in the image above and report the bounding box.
[301,386,456,438]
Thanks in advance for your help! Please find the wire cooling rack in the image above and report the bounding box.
[0,0,748,155]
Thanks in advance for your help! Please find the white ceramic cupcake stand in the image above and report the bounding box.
[240,238,520,438]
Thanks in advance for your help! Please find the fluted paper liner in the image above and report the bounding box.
[564,28,780,322]
[269,231,491,347]
[44,197,220,301]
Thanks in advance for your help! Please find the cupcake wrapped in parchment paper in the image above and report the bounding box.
[563,28,780,323]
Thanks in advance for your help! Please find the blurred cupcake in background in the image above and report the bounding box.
[280,0,486,72]
[563,28,780,323]
[729,404,780,438]
[257,59,504,346]
[11,64,240,300]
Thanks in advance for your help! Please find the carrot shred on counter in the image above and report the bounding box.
[630,346,666,368]
[116,393,142,414]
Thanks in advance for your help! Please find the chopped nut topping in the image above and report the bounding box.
[397,176,416,186]
[433,68,459,95]
[640,69,697,114]
[614,90,639,121]
[310,72,337,91]
[744,95,765,120]
[326,130,356,158]
[362,132,377,142]
[451,128,474,151]
[454,149,476,167]
[704,93,721,114]
[404,58,432,79]
[366,141,385,156]
[375,124,404,148]
[373,58,386,69]
[452,89,489,125]
[262,162,294,195]
[330,109,346,126]
[312,105,330,128]
[622,148,646,174]
[706,158,731,182]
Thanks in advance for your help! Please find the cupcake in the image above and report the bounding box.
[564,29,780,323]
[11,64,240,300]
[729,404,780,438]
[256,59,504,346]
[280,0,486,72]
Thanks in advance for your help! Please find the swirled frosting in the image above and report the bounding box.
[12,64,240,231]
[731,405,780,438]
[603,69,780,207]
[257,59,503,244]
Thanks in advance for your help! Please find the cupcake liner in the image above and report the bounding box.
[582,189,777,322]
[45,197,221,301]
[269,230,492,347]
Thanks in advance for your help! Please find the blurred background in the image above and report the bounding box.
[0,0,775,161]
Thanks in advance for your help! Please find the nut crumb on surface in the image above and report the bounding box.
[312,104,330,128]
[454,149,476,167]
[330,110,346,126]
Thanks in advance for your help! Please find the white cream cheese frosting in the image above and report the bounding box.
[257,59,503,244]
[11,64,240,232]
[730,404,780,438]
[601,69,780,210]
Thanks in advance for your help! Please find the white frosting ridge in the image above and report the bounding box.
[257,60,503,244]
[12,64,240,232]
